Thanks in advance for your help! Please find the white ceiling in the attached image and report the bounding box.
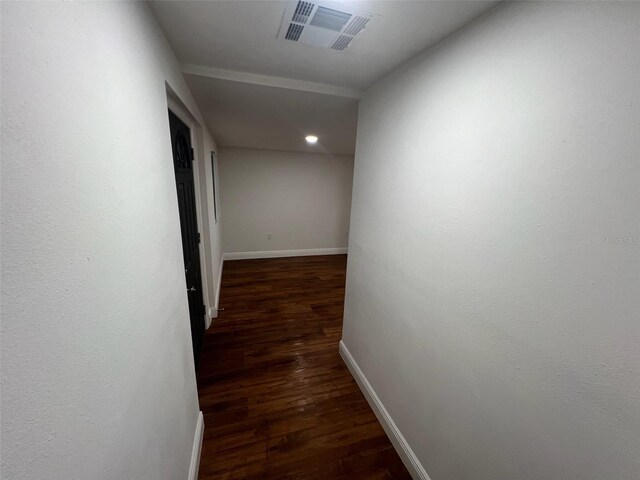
[151,1,498,90]
[184,73,358,154]
[150,0,498,154]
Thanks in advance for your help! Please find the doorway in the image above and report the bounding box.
[168,109,205,369]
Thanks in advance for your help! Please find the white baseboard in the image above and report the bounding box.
[187,411,204,480]
[339,341,431,480]
[223,247,347,261]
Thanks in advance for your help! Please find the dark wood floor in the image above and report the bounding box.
[196,255,411,480]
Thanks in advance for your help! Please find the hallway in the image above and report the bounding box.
[196,255,411,479]
[3,3,639,479]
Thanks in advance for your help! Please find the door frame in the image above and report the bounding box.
[166,92,212,330]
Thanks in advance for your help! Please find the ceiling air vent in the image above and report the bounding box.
[309,6,351,32]
[292,1,314,23]
[331,34,352,51]
[285,23,304,41]
[343,16,369,36]
[278,0,376,51]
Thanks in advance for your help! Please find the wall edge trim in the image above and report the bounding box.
[212,255,224,322]
[339,340,431,480]
[223,248,348,261]
[187,411,204,480]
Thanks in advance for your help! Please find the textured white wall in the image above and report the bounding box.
[342,2,640,480]
[1,2,221,479]
[219,147,354,254]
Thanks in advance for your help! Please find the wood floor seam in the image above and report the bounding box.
[196,255,411,479]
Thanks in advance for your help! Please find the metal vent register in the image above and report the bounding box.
[278,0,375,51]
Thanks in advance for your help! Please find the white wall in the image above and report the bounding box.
[219,147,353,256]
[342,2,640,480]
[1,2,222,479]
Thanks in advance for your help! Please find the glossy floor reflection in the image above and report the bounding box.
[196,255,411,479]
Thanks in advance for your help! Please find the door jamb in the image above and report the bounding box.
[166,94,212,329]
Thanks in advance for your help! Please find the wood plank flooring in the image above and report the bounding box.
[196,255,411,480]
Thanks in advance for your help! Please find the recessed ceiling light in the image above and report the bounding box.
[305,135,318,144]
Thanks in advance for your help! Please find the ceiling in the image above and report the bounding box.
[184,74,358,154]
[150,0,498,154]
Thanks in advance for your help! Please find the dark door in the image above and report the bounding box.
[168,110,204,370]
